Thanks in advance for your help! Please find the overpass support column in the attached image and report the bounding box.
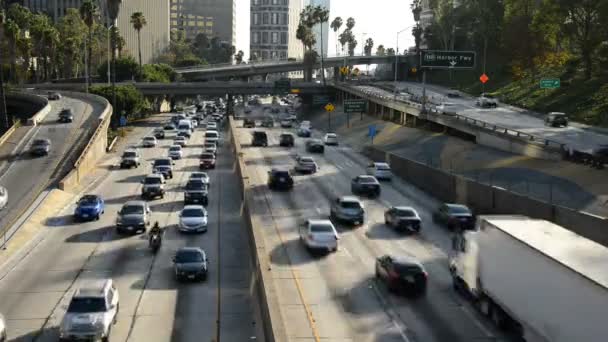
[333,67,340,82]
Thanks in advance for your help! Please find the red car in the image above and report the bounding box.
[200,152,216,169]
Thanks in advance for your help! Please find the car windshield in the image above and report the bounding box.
[376,164,390,170]
[155,159,171,166]
[33,139,49,146]
[121,205,144,215]
[170,146,181,152]
[273,171,289,177]
[358,176,377,184]
[182,208,205,217]
[448,206,471,215]
[67,297,107,313]
[145,177,162,184]
[79,196,98,205]
[341,201,362,209]
[187,180,206,190]
[175,136,186,140]
[395,209,416,217]
[175,250,204,263]
[310,223,333,233]
[394,263,423,275]
[300,158,314,163]
[205,143,215,148]
[123,151,136,158]
[201,153,214,159]
[191,173,208,179]
[326,134,337,138]
[206,132,218,138]
[144,137,155,141]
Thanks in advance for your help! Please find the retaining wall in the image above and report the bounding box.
[6,92,50,126]
[363,145,608,247]
[58,93,112,192]
[229,117,286,342]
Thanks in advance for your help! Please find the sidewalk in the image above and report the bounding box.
[305,106,608,217]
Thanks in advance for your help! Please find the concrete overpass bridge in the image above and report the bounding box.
[25,81,331,96]
[174,54,412,80]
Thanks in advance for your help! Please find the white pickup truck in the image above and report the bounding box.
[450,215,608,342]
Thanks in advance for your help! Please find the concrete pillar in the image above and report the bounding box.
[333,67,340,81]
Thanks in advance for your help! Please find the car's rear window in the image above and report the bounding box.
[300,157,314,163]
[310,223,333,233]
[144,137,155,141]
[170,146,181,151]
[123,151,136,158]
[176,250,204,263]
[201,153,215,159]
[394,263,424,275]
[273,171,289,177]
[67,297,107,313]
[359,176,377,183]
[121,205,144,215]
[448,205,471,215]
[395,209,416,217]
[376,164,391,170]
[206,132,219,138]
[341,201,362,209]
[155,159,171,166]
[145,177,162,184]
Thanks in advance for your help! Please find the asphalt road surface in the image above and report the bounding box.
[0,96,103,243]
[234,104,510,342]
[0,113,262,341]
[359,82,608,151]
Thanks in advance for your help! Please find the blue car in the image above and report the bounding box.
[74,195,105,221]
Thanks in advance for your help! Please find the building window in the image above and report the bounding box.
[206,22,213,27]
[262,50,269,59]
[253,0,260,4]
[271,51,278,59]
[280,32,287,44]
[272,0,279,4]
[253,13,259,25]
[262,12,268,25]
[271,32,278,44]
[280,51,287,59]
[252,32,260,44]
[262,31,269,44]
[281,13,288,25]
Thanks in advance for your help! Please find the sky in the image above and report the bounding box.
[235,0,417,59]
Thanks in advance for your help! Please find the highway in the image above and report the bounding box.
[0,113,262,341]
[356,82,608,151]
[0,95,103,243]
[234,104,508,342]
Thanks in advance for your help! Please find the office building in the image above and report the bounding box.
[170,0,236,45]
[306,0,329,57]
[250,0,303,61]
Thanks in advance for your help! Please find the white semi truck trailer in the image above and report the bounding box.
[450,215,608,342]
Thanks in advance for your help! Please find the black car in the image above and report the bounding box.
[243,118,256,128]
[267,168,294,191]
[384,206,422,233]
[305,139,324,153]
[173,247,208,281]
[544,112,568,127]
[252,131,268,147]
[153,128,165,139]
[164,123,175,131]
[58,109,74,123]
[351,175,381,197]
[432,203,474,230]
[152,158,174,179]
[279,133,294,147]
[30,138,51,156]
[261,117,274,128]
[375,255,427,296]
[184,179,209,205]
[199,152,217,169]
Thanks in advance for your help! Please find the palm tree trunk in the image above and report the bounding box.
[10,41,17,83]
[88,26,93,85]
[137,30,143,77]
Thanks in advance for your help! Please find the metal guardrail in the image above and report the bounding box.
[337,82,566,151]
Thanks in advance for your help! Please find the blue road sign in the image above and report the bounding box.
[119,116,127,127]
[368,125,377,137]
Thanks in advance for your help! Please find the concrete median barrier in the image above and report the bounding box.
[363,145,608,247]
[6,92,51,126]
[229,117,287,342]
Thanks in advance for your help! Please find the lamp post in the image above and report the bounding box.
[393,25,415,101]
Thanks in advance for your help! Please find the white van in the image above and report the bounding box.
[205,130,220,145]
[177,119,193,133]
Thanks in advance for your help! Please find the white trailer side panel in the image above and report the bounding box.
[477,218,608,342]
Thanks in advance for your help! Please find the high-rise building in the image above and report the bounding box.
[306,0,329,57]
[170,0,236,45]
[20,0,84,22]
[250,0,303,61]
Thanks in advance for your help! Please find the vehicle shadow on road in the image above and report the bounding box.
[116,174,145,183]
[45,214,87,227]
[150,201,183,213]
[8,325,59,341]
[364,222,412,240]
[64,226,130,243]
[269,237,324,266]
[104,194,142,205]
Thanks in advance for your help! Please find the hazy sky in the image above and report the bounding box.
[235,0,416,58]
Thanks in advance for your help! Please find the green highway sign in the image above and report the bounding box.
[344,99,367,113]
[540,78,560,89]
[420,50,476,69]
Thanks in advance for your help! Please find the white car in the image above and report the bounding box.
[207,122,217,130]
[475,93,498,108]
[174,136,187,147]
[299,219,339,254]
[59,279,119,341]
[205,130,220,145]
[323,133,339,146]
[0,312,6,342]
[142,136,157,147]
[189,172,210,187]
[204,142,217,154]
[436,102,460,115]
[168,145,183,159]
[0,186,7,210]
[294,156,318,174]
[366,162,392,181]
[179,205,208,233]
[300,120,311,129]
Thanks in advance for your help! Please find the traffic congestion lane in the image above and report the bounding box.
[233,112,505,342]
[0,95,103,242]
[0,113,260,342]
[368,82,608,151]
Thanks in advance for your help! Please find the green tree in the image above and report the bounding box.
[79,0,97,85]
[363,37,374,56]
[56,8,86,78]
[110,26,126,58]
[330,17,343,55]
[346,17,355,30]
[130,12,147,74]
[17,36,32,81]
[30,13,52,82]
[90,84,150,119]
[376,44,386,56]
[3,19,20,82]
[97,55,138,82]
[42,27,59,80]
[234,50,244,64]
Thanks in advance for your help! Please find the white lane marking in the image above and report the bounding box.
[315,207,322,214]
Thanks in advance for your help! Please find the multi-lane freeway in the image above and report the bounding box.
[355,82,608,151]
[233,103,508,342]
[0,95,104,245]
[0,113,262,341]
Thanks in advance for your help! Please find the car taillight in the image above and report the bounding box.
[388,270,399,279]
[422,271,428,278]
[308,233,314,241]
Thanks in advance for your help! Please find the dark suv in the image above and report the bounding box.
[252,131,268,147]
[243,118,256,128]
[375,255,427,296]
[267,168,294,190]
[184,179,209,205]
[58,109,74,123]
[279,133,294,147]
[545,112,568,127]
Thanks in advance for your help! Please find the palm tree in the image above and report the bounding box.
[4,19,20,82]
[130,12,147,75]
[313,6,329,85]
[42,27,59,80]
[17,36,33,82]
[0,9,9,130]
[30,13,51,82]
[338,29,350,55]
[110,26,125,57]
[234,50,244,64]
[79,0,97,86]
[330,17,342,56]
[346,17,355,30]
[364,38,374,56]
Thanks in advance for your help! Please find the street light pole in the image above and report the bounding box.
[393,26,414,101]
